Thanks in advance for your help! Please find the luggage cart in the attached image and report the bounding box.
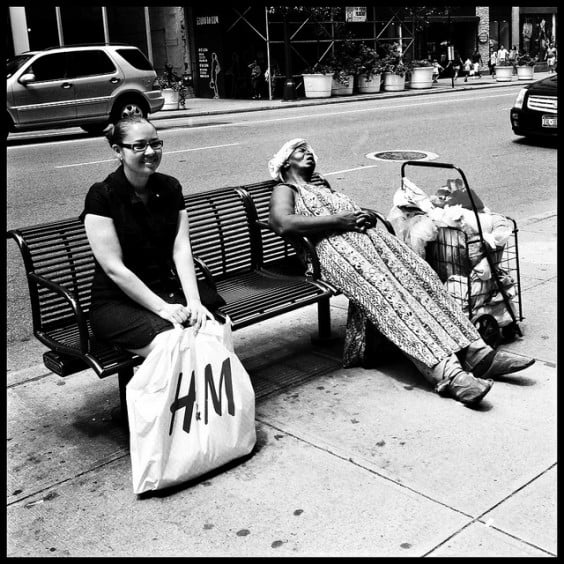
[401,161,524,348]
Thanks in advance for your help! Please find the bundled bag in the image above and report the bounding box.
[127,319,256,494]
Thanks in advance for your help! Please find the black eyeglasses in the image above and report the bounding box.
[118,140,164,152]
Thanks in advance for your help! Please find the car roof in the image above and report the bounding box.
[20,43,138,55]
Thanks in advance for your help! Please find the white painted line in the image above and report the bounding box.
[324,165,379,175]
[54,142,241,169]
[183,92,517,130]
[9,91,516,149]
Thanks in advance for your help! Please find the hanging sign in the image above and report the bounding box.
[345,7,367,22]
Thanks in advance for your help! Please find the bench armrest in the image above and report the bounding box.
[192,255,218,291]
[28,272,90,353]
[256,219,322,279]
[361,207,395,235]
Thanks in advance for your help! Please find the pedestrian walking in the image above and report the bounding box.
[497,44,509,65]
[471,49,483,78]
[248,59,263,99]
[463,57,473,82]
[432,59,443,83]
[546,43,557,73]
[489,50,497,77]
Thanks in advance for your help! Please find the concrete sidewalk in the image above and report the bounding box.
[150,71,550,121]
[6,209,556,557]
[6,70,556,557]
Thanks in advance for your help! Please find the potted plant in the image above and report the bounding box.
[355,43,384,94]
[515,54,536,80]
[381,53,408,91]
[159,65,187,110]
[407,58,435,89]
[328,45,357,96]
[302,62,334,98]
[494,60,514,82]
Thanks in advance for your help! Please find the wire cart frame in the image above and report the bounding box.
[401,161,524,348]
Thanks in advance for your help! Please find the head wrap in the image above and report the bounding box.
[268,138,318,180]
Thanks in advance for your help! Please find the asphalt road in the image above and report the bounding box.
[6,87,557,351]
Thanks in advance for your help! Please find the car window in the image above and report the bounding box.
[26,53,68,82]
[66,50,116,78]
[7,54,34,78]
[116,48,154,71]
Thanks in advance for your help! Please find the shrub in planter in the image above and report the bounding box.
[158,65,188,109]
[495,60,514,82]
[302,62,334,98]
[354,43,385,93]
[381,55,408,91]
[516,54,536,80]
[407,59,434,89]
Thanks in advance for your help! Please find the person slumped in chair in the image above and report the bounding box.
[267,139,535,406]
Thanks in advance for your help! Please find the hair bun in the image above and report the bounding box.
[103,122,115,140]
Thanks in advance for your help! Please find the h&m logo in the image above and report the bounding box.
[169,358,235,435]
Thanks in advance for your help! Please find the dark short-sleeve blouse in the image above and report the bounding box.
[80,166,185,304]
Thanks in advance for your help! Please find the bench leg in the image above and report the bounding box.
[311,297,338,345]
[118,367,134,425]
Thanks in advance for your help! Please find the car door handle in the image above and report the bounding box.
[110,77,120,84]
[61,82,73,89]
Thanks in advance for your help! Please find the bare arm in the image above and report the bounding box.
[172,210,214,331]
[269,184,371,237]
[84,214,190,328]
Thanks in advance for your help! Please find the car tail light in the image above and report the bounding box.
[152,77,161,90]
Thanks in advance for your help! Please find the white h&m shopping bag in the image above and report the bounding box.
[126,320,256,494]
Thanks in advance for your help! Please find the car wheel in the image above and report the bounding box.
[111,99,148,122]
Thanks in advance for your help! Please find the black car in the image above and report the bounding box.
[510,73,557,137]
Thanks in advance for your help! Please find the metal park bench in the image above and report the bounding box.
[7,178,349,414]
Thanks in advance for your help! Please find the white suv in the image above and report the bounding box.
[6,43,165,137]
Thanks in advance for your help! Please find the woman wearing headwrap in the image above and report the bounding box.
[268,139,534,406]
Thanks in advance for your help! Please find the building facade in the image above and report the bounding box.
[7,5,558,101]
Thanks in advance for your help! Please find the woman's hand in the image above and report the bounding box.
[184,299,215,333]
[337,210,374,233]
[157,302,192,329]
[157,300,214,332]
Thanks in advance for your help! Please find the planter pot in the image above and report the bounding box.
[495,66,514,82]
[516,65,535,80]
[408,66,434,89]
[162,88,180,110]
[331,75,354,96]
[383,72,406,91]
[357,73,381,94]
[302,73,333,98]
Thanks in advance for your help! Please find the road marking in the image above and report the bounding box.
[53,142,241,169]
[9,91,517,149]
[324,165,379,175]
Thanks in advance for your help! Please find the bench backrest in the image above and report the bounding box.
[9,218,95,333]
[184,186,256,279]
[241,173,325,268]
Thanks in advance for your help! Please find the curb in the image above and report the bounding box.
[151,76,537,121]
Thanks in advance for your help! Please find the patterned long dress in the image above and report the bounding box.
[289,180,481,368]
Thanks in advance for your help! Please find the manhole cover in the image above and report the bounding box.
[366,150,438,162]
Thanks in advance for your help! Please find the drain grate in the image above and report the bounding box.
[251,350,341,401]
[366,150,438,162]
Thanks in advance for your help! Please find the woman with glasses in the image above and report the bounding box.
[80,116,218,358]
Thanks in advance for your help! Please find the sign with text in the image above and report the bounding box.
[346,7,367,22]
